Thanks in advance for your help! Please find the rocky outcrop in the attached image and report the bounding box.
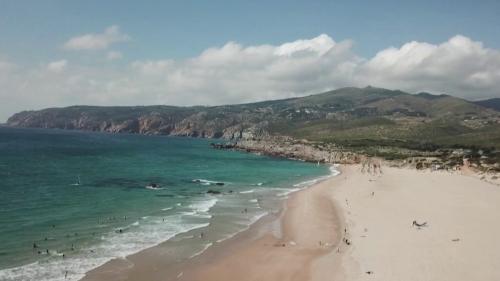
[7,87,500,161]
[232,136,361,164]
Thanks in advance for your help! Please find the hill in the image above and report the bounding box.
[7,87,500,153]
[474,98,500,111]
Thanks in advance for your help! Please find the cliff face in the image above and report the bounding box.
[6,106,271,140]
[7,87,500,150]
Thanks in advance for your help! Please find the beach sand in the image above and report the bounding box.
[318,165,500,281]
[82,165,500,281]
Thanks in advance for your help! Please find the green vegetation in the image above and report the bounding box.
[7,86,500,153]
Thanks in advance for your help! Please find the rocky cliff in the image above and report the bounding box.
[7,105,271,140]
[7,87,500,152]
[230,136,360,164]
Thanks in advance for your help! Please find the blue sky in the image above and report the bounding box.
[1,0,499,62]
[1,0,500,121]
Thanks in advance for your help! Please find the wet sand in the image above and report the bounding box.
[83,164,500,281]
[82,169,344,281]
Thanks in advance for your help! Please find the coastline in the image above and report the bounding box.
[0,128,334,281]
[83,163,500,281]
[81,166,343,281]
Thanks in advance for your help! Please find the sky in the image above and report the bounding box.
[1,0,500,121]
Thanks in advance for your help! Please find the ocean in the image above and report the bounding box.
[0,127,333,281]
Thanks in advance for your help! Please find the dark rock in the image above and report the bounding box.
[207,190,221,194]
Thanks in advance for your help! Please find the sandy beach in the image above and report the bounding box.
[324,165,500,281]
[82,164,500,281]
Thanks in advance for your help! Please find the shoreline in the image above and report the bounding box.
[83,163,500,281]
[81,166,344,281]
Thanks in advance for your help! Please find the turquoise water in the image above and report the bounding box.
[0,127,331,280]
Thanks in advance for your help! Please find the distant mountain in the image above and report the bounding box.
[7,87,500,149]
[474,98,500,112]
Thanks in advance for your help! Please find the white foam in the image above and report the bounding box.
[0,213,211,281]
[270,165,341,198]
[276,187,301,197]
[145,186,164,190]
[239,189,255,194]
[0,167,340,281]
[188,242,213,258]
[189,197,218,213]
[292,165,340,188]
[192,179,226,186]
[161,207,173,211]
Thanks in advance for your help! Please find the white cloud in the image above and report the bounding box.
[0,60,16,73]
[63,25,130,51]
[274,34,337,56]
[46,60,67,72]
[359,35,500,98]
[1,34,500,122]
[106,51,123,60]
